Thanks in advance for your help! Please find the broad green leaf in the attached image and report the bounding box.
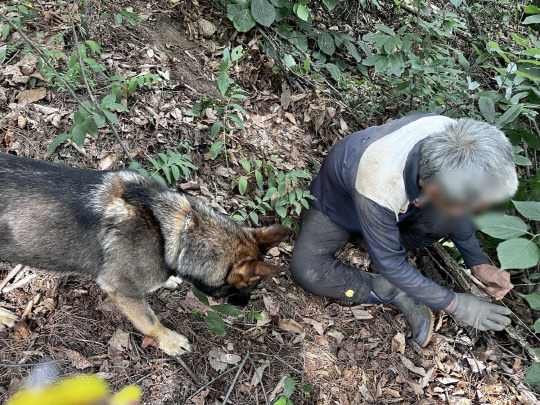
[205,312,226,336]
[233,9,256,32]
[515,154,532,166]
[274,397,287,405]
[524,363,540,386]
[231,45,243,61]
[295,4,309,21]
[227,1,249,21]
[535,319,540,333]
[217,71,231,95]
[239,159,251,173]
[227,113,245,129]
[211,121,222,139]
[45,133,71,156]
[171,165,180,182]
[478,97,496,124]
[521,131,540,150]
[344,40,362,63]
[524,5,540,13]
[318,33,336,55]
[102,109,119,126]
[476,213,529,239]
[238,176,248,195]
[324,63,342,81]
[497,238,540,269]
[192,285,209,306]
[523,15,540,25]
[322,0,340,10]
[210,141,223,159]
[249,211,259,224]
[211,304,242,317]
[522,292,540,311]
[93,113,107,128]
[513,200,540,220]
[1,25,9,40]
[255,170,264,189]
[495,104,523,128]
[284,377,295,398]
[85,40,101,53]
[531,272,540,280]
[251,0,276,27]
[101,93,117,109]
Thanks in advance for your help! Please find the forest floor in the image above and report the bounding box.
[1,1,539,404]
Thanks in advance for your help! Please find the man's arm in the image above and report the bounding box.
[354,192,455,311]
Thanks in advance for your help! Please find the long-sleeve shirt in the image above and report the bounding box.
[309,114,488,310]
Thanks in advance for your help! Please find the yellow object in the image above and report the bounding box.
[345,289,355,298]
[111,385,142,405]
[7,374,142,405]
[7,375,108,405]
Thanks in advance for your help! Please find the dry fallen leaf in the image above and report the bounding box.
[263,293,280,316]
[256,310,272,327]
[392,332,406,355]
[350,306,373,320]
[16,87,47,104]
[208,347,241,372]
[59,348,93,370]
[250,360,270,386]
[109,328,131,352]
[399,354,427,376]
[278,319,305,336]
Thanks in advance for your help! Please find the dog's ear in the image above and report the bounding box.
[248,224,290,252]
[228,260,284,288]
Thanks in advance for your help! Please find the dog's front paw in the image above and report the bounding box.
[0,307,18,332]
[162,276,184,291]
[157,328,192,357]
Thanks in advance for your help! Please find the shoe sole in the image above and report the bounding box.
[419,310,435,348]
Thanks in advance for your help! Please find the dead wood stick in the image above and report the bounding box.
[431,243,540,363]
[175,357,201,385]
[2,274,37,293]
[221,352,249,405]
[0,265,24,293]
[65,1,133,163]
[187,365,240,401]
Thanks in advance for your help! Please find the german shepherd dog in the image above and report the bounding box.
[0,153,289,356]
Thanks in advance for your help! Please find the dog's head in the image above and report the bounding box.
[177,198,290,306]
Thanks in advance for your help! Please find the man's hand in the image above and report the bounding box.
[447,293,511,331]
[471,264,513,300]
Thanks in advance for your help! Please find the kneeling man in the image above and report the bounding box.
[291,115,515,346]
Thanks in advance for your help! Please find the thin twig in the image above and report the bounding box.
[186,365,239,401]
[221,352,249,405]
[0,264,24,293]
[175,357,201,385]
[248,355,269,405]
[65,1,133,162]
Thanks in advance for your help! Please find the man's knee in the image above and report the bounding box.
[290,248,331,294]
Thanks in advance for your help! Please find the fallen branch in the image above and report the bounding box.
[0,264,24,293]
[221,352,249,405]
[431,243,540,363]
[175,357,201,385]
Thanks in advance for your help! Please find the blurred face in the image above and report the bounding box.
[419,180,466,215]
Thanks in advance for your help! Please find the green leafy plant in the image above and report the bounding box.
[129,141,197,187]
[191,286,242,336]
[273,377,312,404]
[186,46,248,164]
[233,157,314,229]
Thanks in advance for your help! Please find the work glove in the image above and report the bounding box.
[447,293,511,331]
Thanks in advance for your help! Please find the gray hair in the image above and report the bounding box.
[419,118,518,206]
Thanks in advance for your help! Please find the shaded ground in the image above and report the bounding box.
[1,1,539,404]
